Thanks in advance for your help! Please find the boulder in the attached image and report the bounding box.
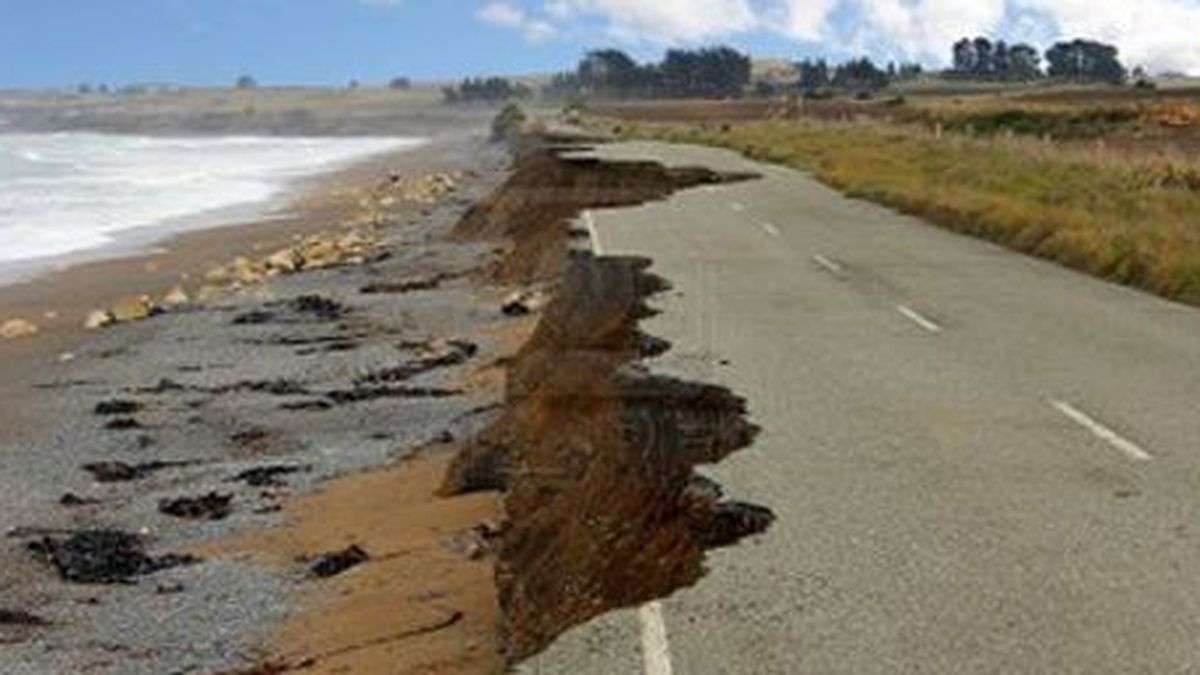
[229,256,265,284]
[501,289,549,317]
[264,248,299,274]
[162,286,190,307]
[299,240,340,270]
[337,231,370,253]
[0,319,39,340]
[195,286,227,304]
[84,310,115,330]
[110,296,155,323]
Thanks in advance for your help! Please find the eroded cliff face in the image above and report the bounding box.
[444,142,774,662]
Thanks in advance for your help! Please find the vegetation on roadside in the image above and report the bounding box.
[443,76,534,104]
[595,115,1200,305]
[491,103,530,141]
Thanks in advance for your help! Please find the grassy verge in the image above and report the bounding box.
[594,116,1200,306]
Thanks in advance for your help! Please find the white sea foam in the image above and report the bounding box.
[0,133,424,277]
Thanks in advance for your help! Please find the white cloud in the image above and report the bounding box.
[478,2,558,42]
[1016,0,1200,73]
[545,0,758,42]
[477,0,1200,73]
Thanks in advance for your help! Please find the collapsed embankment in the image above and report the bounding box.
[444,137,774,662]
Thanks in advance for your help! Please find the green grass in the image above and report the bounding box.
[598,116,1200,306]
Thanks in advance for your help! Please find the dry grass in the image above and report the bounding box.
[596,115,1200,305]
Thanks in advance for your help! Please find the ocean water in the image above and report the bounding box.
[0,133,424,279]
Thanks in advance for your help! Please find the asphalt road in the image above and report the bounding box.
[519,141,1200,674]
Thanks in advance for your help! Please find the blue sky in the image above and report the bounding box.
[2,0,1198,88]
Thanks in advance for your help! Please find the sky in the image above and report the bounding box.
[2,0,1199,88]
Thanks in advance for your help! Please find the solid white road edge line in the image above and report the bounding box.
[640,601,675,675]
[586,207,676,675]
[896,305,942,333]
[583,210,604,255]
[1052,400,1153,462]
[813,254,843,275]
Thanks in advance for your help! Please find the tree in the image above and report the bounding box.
[236,74,257,89]
[797,59,830,91]
[896,62,924,80]
[659,46,751,98]
[953,38,977,74]
[972,37,995,76]
[578,49,645,96]
[1008,43,1042,80]
[443,76,533,104]
[992,41,1011,78]
[951,36,1043,81]
[389,77,412,90]
[1046,39,1127,84]
[832,57,889,91]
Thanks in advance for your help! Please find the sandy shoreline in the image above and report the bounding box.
[0,135,451,360]
[0,121,518,673]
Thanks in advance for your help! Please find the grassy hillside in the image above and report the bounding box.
[588,111,1200,306]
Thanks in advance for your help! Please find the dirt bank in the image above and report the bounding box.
[444,139,774,663]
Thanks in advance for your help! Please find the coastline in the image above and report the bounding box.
[0,121,518,673]
[0,134,444,361]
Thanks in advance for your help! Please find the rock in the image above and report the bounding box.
[0,319,39,340]
[204,263,231,283]
[264,248,300,274]
[60,493,101,507]
[195,285,227,303]
[292,294,345,320]
[0,609,48,626]
[83,310,115,330]
[94,400,142,416]
[229,256,265,284]
[502,289,549,317]
[82,460,192,483]
[110,295,155,323]
[25,530,198,584]
[162,285,190,307]
[337,231,371,252]
[299,240,340,270]
[158,492,234,521]
[103,417,142,431]
[309,545,370,578]
[231,464,307,487]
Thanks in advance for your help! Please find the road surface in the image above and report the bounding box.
[519,141,1200,674]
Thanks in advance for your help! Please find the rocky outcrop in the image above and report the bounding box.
[0,319,39,340]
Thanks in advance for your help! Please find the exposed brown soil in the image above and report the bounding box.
[454,141,737,285]
[444,141,773,663]
[203,451,504,675]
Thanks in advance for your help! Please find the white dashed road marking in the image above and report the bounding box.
[1052,400,1152,462]
[896,305,942,334]
[813,254,843,275]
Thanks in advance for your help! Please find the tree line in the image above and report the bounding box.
[442,35,1137,105]
[442,77,534,104]
[548,47,753,100]
[950,37,1129,84]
